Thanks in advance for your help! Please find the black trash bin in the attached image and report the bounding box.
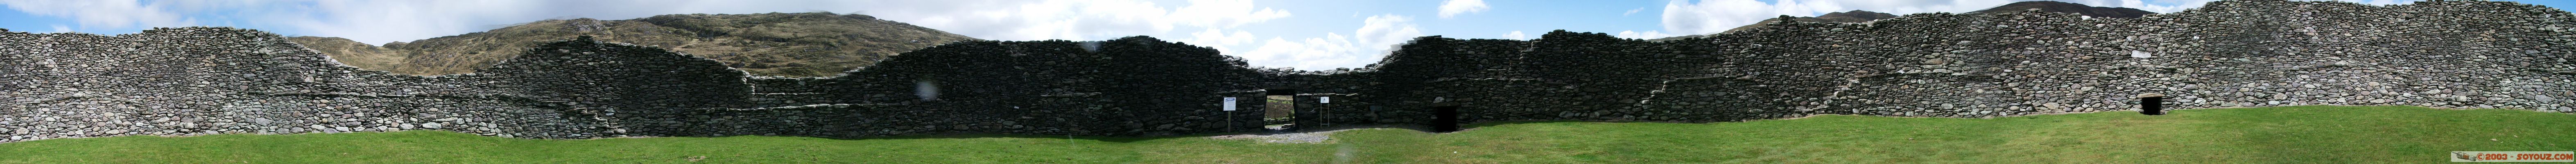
[1431,105,1459,132]
[2139,93,2166,115]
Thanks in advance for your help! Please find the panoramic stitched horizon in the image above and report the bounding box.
[3,0,2574,145]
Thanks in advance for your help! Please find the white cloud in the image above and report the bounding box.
[49,24,68,33]
[900,0,1293,41]
[280,0,547,45]
[1436,0,1488,18]
[1660,0,1832,36]
[1617,30,1672,39]
[1624,7,1644,16]
[1355,14,1423,49]
[1183,28,1259,53]
[1242,34,1362,70]
[1503,30,1527,40]
[1235,14,1424,70]
[0,0,195,31]
[1169,0,1292,28]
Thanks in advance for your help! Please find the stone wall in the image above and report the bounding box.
[5,0,2575,142]
[1333,0,2576,125]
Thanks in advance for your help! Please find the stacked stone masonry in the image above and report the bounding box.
[3,0,2574,142]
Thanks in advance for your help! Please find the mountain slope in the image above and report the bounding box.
[1652,1,2155,41]
[294,12,978,77]
[1648,10,1898,42]
[285,36,406,70]
[1721,10,1898,34]
[1962,1,2156,18]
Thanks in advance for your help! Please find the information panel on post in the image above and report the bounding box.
[1222,97,1237,111]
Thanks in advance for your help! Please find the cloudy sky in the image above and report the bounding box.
[0,0,2545,70]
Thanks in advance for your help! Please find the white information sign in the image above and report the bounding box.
[1222,97,1237,111]
[1321,97,1330,103]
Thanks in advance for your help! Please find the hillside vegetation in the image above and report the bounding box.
[283,36,405,70]
[288,12,978,77]
[1654,0,2157,41]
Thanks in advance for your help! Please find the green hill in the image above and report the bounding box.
[288,12,979,77]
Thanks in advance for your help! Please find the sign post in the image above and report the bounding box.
[1223,97,1236,132]
[1319,97,1331,126]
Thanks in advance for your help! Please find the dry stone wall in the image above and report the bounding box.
[4,0,2575,142]
[1343,0,2576,124]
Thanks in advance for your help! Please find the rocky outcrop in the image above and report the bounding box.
[3,0,2573,143]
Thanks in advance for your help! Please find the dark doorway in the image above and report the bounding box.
[1431,104,1459,132]
[2141,96,2165,115]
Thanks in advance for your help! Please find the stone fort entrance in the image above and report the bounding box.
[1263,89,1298,130]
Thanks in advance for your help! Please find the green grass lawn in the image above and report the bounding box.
[1,105,2569,163]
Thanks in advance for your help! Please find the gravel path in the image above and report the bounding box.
[1209,128,1373,144]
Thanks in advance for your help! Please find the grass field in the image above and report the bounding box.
[1,105,2569,163]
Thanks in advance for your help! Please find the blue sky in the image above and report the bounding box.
[0,0,2551,70]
